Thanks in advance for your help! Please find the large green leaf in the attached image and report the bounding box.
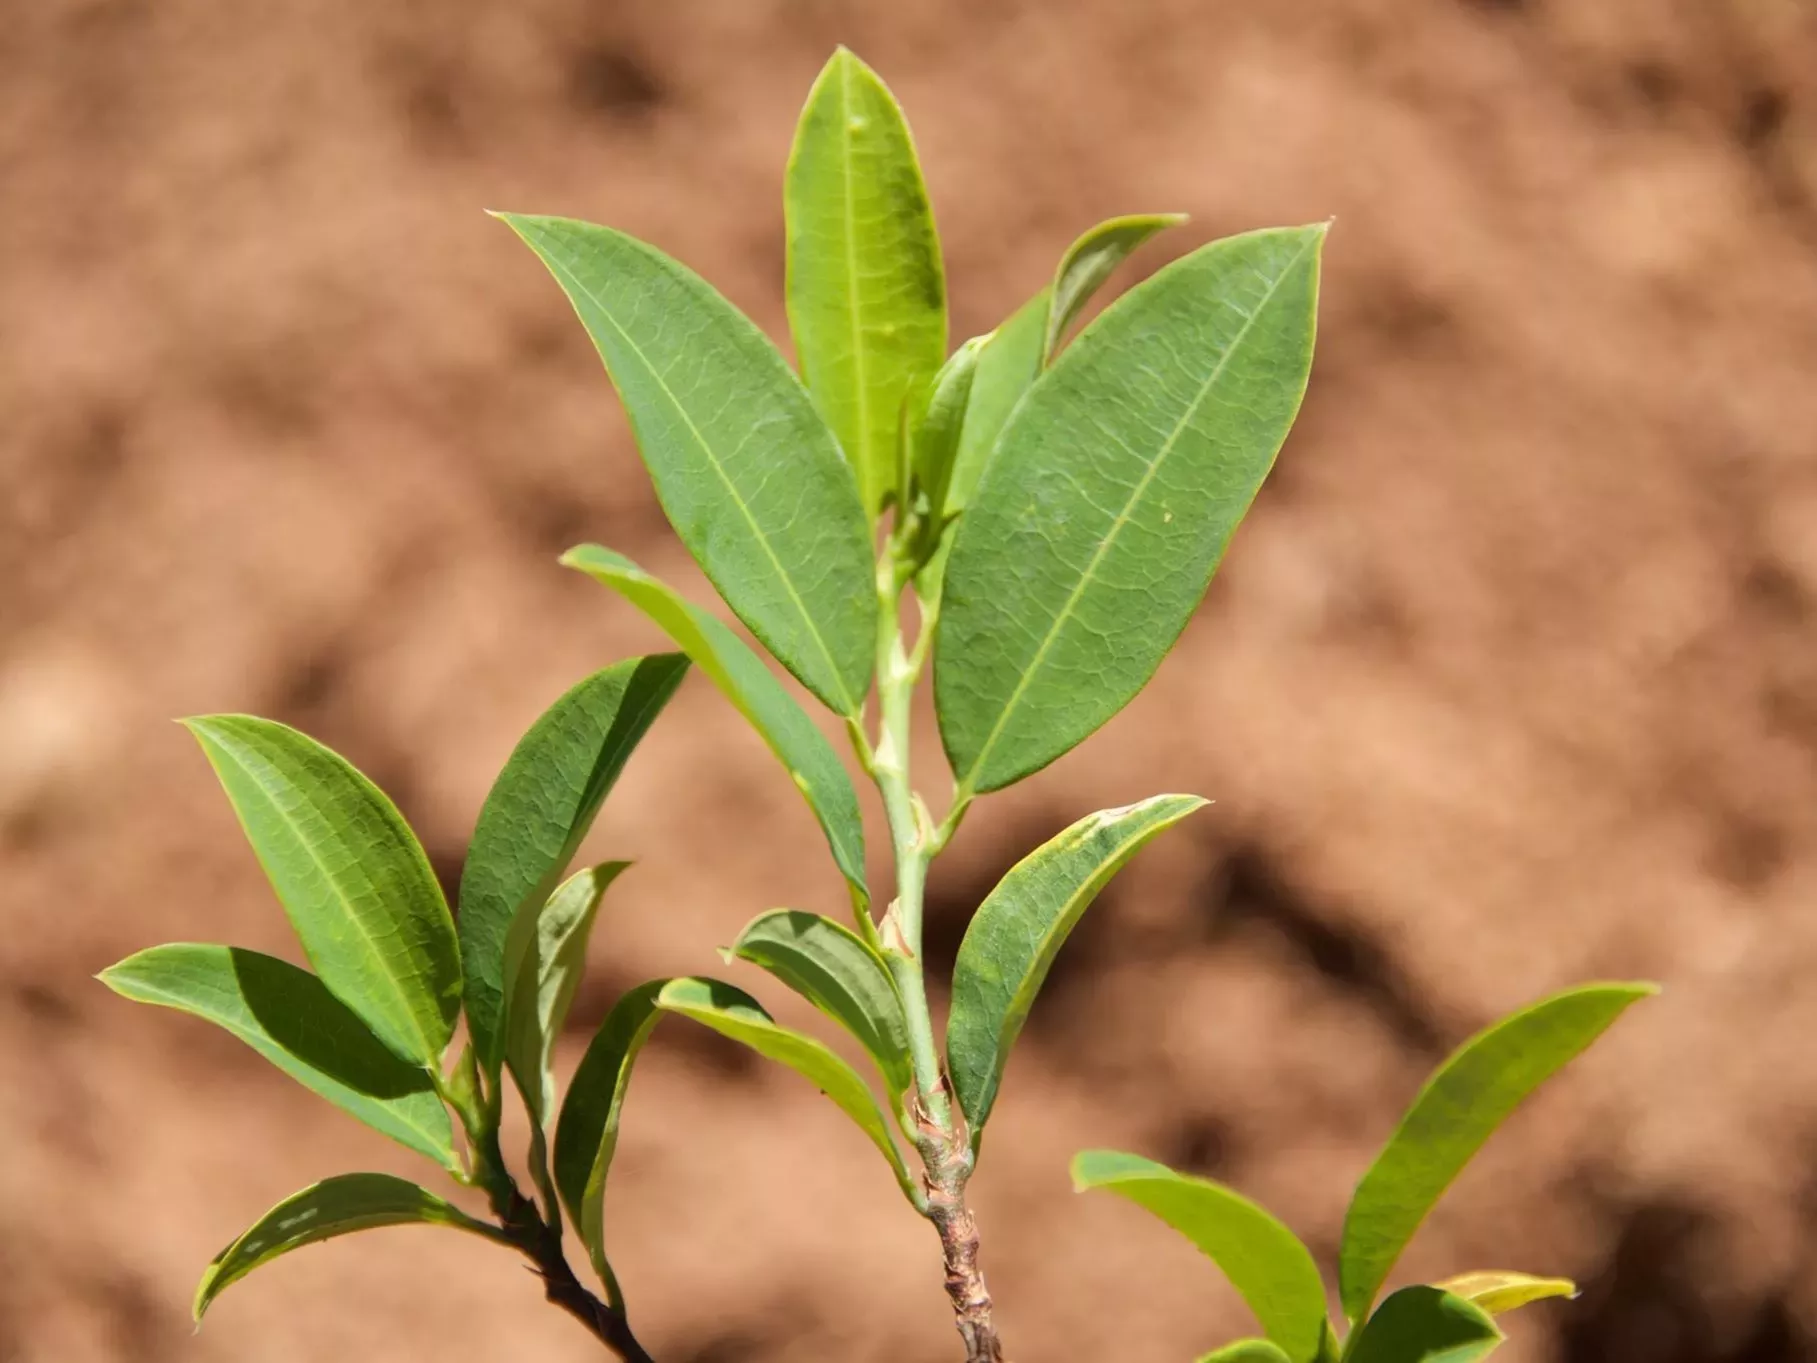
[1436,1271,1576,1317]
[727,909,911,1104]
[935,225,1326,794]
[785,46,946,517]
[1199,1343,1292,1363]
[99,944,456,1168]
[184,715,460,1068]
[503,862,629,1127]
[1339,983,1656,1321]
[1045,213,1188,361]
[460,656,687,1076]
[1071,1151,1328,1363]
[1345,1286,1502,1363]
[553,979,666,1302]
[656,977,916,1205]
[194,1173,502,1320]
[498,213,876,715]
[562,546,868,905]
[948,795,1205,1145]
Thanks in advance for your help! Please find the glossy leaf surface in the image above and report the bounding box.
[184,715,460,1067]
[1345,1286,1502,1363]
[562,545,867,903]
[936,225,1326,793]
[499,213,876,714]
[100,944,456,1168]
[1437,1271,1577,1317]
[786,46,946,516]
[1340,983,1656,1321]
[948,795,1205,1144]
[461,656,687,1075]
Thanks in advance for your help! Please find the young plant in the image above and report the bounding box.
[99,47,1653,1363]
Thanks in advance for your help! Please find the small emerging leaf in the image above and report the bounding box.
[100,944,456,1168]
[1345,1286,1502,1363]
[728,909,912,1105]
[194,1173,501,1320]
[1198,1342,1292,1363]
[1339,982,1656,1321]
[912,335,987,532]
[563,546,868,906]
[948,795,1206,1146]
[498,213,877,715]
[1046,212,1189,361]
[786,46,947,517]
[1072,1150,1328,1363]
[657,977,917,1206]
[461,656,687,1077]
[1437,1271,1577,1317]
[184,716,460,1068]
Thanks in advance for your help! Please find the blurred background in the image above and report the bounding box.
[4,1,1817,1360]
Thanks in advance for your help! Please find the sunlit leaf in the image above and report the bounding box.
[1198,1342,1292,1363]
[1437,1271,1577,1317]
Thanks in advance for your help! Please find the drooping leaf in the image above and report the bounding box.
[1198,1342,1293,1363]
[1071,1151,1328,1363]
[785,46,947,517]
[461,656,688,1076]
[194,1173,502,1320]
[503,862,630,1128]
[948,795,1206,1145]
[656,977,916,1205]
[935,225,1327,794]
[1344,1286,1503,1363]
[183,716,460,1068]
[498,213,877,715]
[728,909,911,1104]
[553,980,666,1301]
[1339,983,1656,1321]
[1436,1271,1577,1317]
[912,335,987,532]
[1046,212,1189,361]
[99,944,457,1168]
[562,546,867,905]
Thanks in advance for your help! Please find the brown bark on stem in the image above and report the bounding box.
[918,1098,1005,1363]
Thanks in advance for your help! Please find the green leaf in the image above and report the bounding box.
[1436,1271,1577,1316]
[183,715,460,1068]
[99,944,457,1169]
[1339,983,1656,1321]
[656,977,917,1205]
[553,979,666,1302]
[498,213,876,715]
[912,335,987,530]
[1345,1286,1503,1363]
[562,546,868,906]
[1198,1342,1292,1363]
[935,224,1327,794]
[460,656,688,1076]
[1071,1150,1328,1363]
[785,46,946,517]
[194,1172,502,1320]
[504,862,629,1128]
[727,909,912,1105]
[948,795,1206,1145]
[1046,213,1189,362]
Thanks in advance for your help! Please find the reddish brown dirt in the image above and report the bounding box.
[5,2,1817,1361]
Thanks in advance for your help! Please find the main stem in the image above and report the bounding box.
[870,556,1005,1363]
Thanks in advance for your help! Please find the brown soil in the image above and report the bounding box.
[5,2,1817,1361]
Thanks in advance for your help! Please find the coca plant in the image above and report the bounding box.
[101,48,1653,1363]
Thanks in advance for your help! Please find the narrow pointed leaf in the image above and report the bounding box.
[563,546,867,904]
[942,290,1048,524]
[1437,1271,1577,1316]
[913,335,987,528]
[1198,1343,1292,1363]
[786,46,946,516]
[656,977,916,1205]
[461,656,688,1075]
[1339,983,1656,1321]
[936,225,1326,794]
[1072,1150,1327,1363]
[1345,1286,1503,1363]
[504,862,629,1127]
[728,909,911,1103]
[100,944,456,1168]
[194,1173,501,1319]
[554,980,666,1301]
[948,795,1206,1144]
[1046,212,1189,361]
[498,213,876,715]
[183,715,460,1067]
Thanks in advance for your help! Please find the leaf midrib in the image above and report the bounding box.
[837,52,874,508]
[957,234,1317,792]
